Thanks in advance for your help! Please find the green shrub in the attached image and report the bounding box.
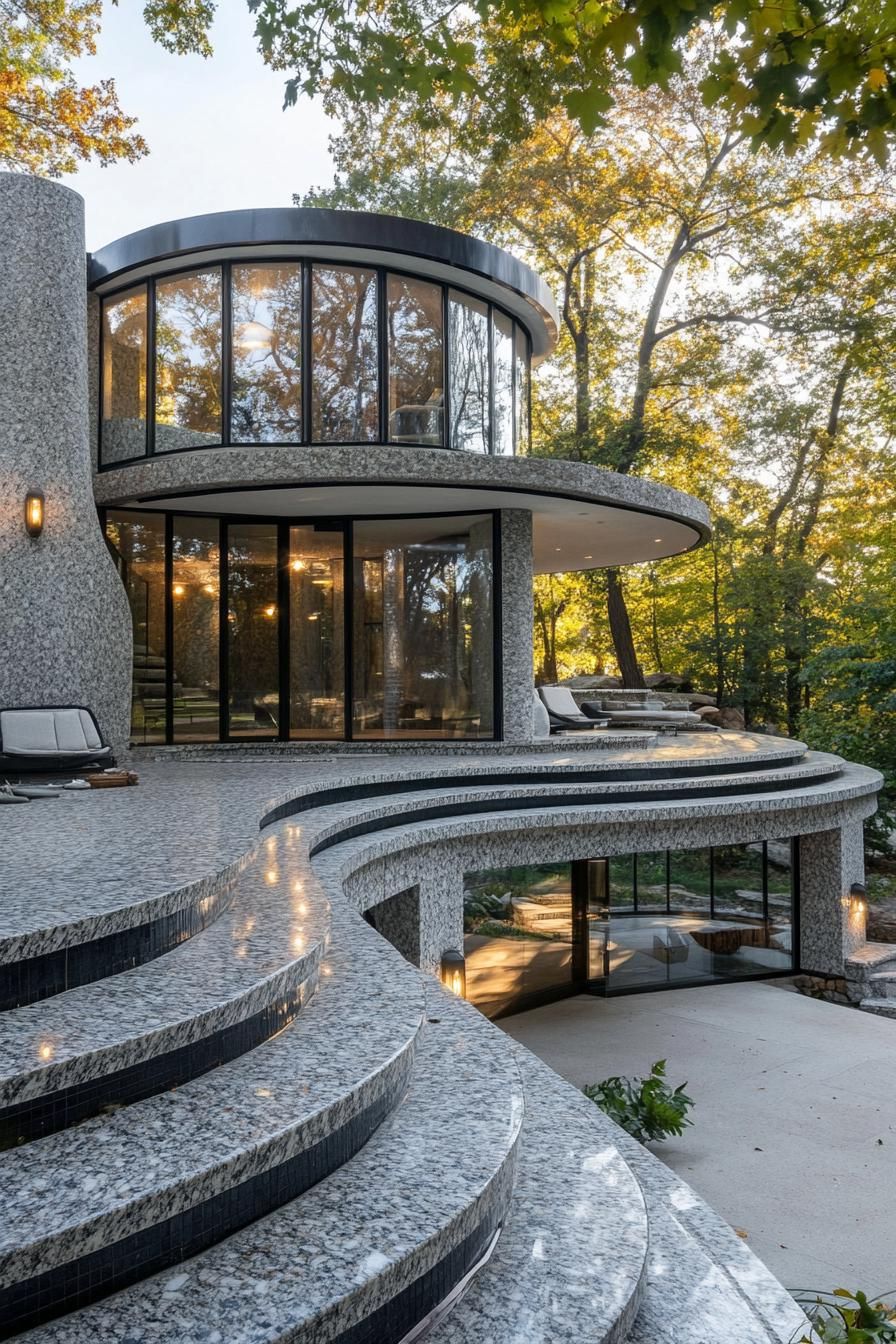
[583,1060,694,1143]
[793,1288,896,1342]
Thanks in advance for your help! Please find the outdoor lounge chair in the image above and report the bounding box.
[579,697,705,731]
[0,706,114,772]
[537,686,609,734]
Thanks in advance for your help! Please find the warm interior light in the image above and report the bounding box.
[291,558,307,572]
[203,583,216,596]
[263,604,277,617]
[172,583,185,597]
[307,613,320,621]
[24,491,44,538]
[439,949,467,998]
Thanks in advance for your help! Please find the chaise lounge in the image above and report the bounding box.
[537,686,609,734]
[0,706,114,772]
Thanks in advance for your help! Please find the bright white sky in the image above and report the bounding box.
[63,3,337,251]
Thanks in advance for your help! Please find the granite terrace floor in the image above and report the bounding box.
[501,981,896,1293]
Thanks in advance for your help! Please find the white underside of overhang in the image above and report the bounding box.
[124,482,702,572]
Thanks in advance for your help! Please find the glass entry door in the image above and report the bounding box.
[288,525,345,739]
[572,859,610,988]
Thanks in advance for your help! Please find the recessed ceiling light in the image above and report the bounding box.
[554,546,562,552]
[654,537,663,543]
[584,554,593,560]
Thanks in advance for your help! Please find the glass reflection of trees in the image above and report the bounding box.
[449,291,489,453]
[155,270,223,451]
[227,523,280,736]
[492,310,514,456]
[172,517,220,741]
[232,264,302,442]
[387,275,444,445]
[311,265,378,441]
[102,286,147,463]
[104,511,167,743]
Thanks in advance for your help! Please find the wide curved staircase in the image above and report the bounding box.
[0,738,839,1343]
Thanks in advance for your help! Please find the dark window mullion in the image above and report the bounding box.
[221,261,232,445]
[302,263,313,445]
[147,279,157,456]
[378,268,389,443]
[709,846,715,919]
[443,285,451,449]
[344,519,354,742]
[219,520,229,741]
[762,841,769,923]
[278,520,290,741]
[164,512,174,743]
[487,304,495,454]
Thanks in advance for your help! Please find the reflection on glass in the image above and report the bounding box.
[105,511,166,743]
[231,264,302,442]
[172,516,220,741]
[352,514,494,739]
[514,325,530,454]
[289,525,345,739]
[227,523,279,736]
[102,287,147,463]
[463,863,573,1017]
[387,274,444,445]
[155,269,222,451]
[712,844,764,918]
[766,838,794,969]
[586,859,609,980]
[668,848,712,914]
[493,310,514,456]
[311,265,378,441]
[449,291,489,453]
[636,851,668,911]
[609,854,635,909]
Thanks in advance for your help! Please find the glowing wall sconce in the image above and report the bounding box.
[24,491,45,538]
[440,949,466,998]
[849,882,867,917]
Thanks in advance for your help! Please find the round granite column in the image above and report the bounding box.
[0,174,132,752]
[499,509,535,743]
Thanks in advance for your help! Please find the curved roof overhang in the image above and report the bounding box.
[87,207,559,360]
[94,446,711,572]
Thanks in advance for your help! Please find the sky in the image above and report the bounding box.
[63,3,338,251]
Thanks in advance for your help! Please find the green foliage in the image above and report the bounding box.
[583,1059,694,1143]
[793,1287,896,1343]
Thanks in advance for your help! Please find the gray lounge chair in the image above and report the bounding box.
[538,686,609,734]
[0,706,114,772]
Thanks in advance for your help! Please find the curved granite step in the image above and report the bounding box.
[429,1038,649,1344]
[17,983,524,1344]
[0,915,423,1338]
[0,830,328,1146]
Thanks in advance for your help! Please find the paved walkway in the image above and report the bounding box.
[501,981,896,1292]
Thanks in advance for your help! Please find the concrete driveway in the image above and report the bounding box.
[500,981,896,1292]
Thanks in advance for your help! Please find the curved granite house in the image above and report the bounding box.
[0,173,887,1344]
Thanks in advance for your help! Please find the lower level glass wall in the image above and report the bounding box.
[106,508,497,743]
[464,840,796,1017]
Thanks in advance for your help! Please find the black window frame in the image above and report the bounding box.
[97,259,532,469]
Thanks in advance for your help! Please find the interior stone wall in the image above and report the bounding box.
[0,175,132,752]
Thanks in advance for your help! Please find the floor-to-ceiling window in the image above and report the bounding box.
[105,509,498,743]
[463,841,797,1017]
[351,514,495,739]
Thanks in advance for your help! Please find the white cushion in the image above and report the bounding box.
[538,686,583,716]
[1,708,104,756]
[532,691,551,739]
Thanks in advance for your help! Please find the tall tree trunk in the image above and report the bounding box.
[711,535,725,704]
[574,330,590,449]
[607,569,645,687]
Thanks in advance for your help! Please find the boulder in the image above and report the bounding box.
[695,705,722,721]
[644,672,691,690]
[688,693,717,707]
[561,674,622,689]
[716,706,746,730]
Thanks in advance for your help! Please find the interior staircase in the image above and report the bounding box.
[0,764,815,1344]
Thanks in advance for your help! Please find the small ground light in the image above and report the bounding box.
[849,882,867,915]
[440,949,466,998]
[24,491,44,538]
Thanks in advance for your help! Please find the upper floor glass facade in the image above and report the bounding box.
[99,261,531,467]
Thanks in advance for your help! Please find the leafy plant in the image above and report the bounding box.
[793,1288,896,1343]
[583,1059,694,1143]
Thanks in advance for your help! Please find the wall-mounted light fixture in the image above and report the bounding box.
[24,491,45,538]
[440,949,466,998]
[849,882,867,917]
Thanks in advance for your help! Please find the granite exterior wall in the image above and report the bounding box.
[499,509,534,744]
[0,174,131,751]
[798,820,868,976]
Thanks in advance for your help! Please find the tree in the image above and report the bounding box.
[0,1,148,175]
[155,0,896,164]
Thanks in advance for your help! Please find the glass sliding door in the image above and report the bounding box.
[289,525,345,739]
[226,522,280,737]
[351,514,495,739]
[105,510,167,743]
[172,516,220,741]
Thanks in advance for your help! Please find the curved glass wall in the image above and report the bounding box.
[99,261,531,464]
[464,841,796,1017]
[105,508,497,744]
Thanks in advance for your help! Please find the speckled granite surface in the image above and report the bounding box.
[19,984,524,1344]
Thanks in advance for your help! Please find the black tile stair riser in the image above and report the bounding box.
[0,974,314,1151]
[0,1056,412,1340]
[306,773,838,857]
[333,1214,502,1344]
[260,754,813,827]
[0,885,236,1012]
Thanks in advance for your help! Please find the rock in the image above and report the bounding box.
[716,706,746,730]
[644,672,687,689]
[689,693,717,707]
[695,705,722,721]
[561,674,621,689]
